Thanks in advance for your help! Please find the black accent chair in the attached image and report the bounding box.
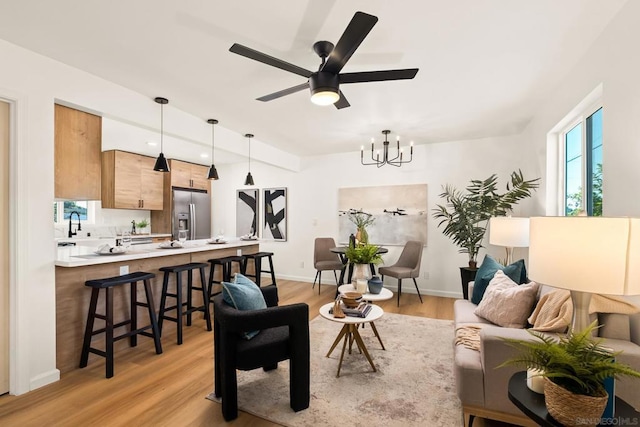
[213,285,310,421]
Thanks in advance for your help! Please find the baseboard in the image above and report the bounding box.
[272,273,461,299]
[30,368,60,391]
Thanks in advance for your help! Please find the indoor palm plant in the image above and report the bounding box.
[499,322,640,426]
[432,170,539,267]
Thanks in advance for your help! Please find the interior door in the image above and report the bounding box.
[0,100,10,395]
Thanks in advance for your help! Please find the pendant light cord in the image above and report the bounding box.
[248,136,251,172]
[211,123,215,162]
[160,102,164,152]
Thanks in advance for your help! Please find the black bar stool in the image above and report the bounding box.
[79,271,162,378]
[158,262,211,345]
[242,252,277,287]
[207,255,244,298]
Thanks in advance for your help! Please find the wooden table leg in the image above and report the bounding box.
[370,321,385,350]
[351,324,377,372]
[326,324,349,357]
[336,328,351,378]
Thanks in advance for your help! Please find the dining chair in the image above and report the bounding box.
[313,237,343,294]
[378,240,424,306]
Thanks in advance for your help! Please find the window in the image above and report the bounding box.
[562,106,602,216]
[53,201,95,224]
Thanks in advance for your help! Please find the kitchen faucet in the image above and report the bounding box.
[68,211,82,238]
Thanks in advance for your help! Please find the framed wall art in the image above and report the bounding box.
[262,187,287,241]
[236,189,259,237]
[338,184,428,246]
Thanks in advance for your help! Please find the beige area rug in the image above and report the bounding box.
[208,313,462,426]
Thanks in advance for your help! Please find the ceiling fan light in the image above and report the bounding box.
[311,90,340,106]
[153,152,170,172]
[244,172,254,186]
[207,164,219,180]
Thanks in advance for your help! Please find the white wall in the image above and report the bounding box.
[213,134,537,298]
[523,1,640,217]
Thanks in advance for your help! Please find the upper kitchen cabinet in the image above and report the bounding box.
[169,159,210,192]
[101,150,163,210]
[54,104,102,200]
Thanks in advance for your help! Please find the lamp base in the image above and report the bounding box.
[570,290,592,333]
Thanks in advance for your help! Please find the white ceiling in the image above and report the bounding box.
[0,0,627,158]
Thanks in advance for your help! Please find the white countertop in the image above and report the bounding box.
[55,238,259,267]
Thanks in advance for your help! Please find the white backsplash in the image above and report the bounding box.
[54,201,153,238]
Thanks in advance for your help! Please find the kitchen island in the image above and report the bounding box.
[55,239,259,374]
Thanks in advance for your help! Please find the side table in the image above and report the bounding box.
[319,302,384,377]
[459,267,477,300]
[338,284,392,349]
[508,371,640,426]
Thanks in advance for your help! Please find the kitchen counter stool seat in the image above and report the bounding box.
[207,256,244,298]
[80,271,163,378]
[242,252,277,287]
[158,262,211,345]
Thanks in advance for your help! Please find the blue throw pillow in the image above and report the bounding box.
[222,273,267,340]
[470,255,527,304]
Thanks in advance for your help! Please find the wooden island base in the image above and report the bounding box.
[55,244,258,374]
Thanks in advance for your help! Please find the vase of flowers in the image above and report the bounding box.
[347,210,375,244]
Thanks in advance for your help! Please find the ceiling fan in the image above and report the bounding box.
[229,11,419,109]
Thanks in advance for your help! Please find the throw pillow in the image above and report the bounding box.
[222,273,267,340]
[471,254,527,304]
[474,270,539,328]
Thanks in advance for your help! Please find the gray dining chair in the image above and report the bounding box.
[378,240,424,306]
[313,237,343,294]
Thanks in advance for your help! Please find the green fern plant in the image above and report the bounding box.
[344,243,383,265]
[499,322,640,397]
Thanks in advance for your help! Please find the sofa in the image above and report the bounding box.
[454,281,640,426]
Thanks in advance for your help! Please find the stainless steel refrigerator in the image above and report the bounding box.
[172,189,211,240]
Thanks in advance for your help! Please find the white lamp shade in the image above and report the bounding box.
[529,217,640,296]
[489,217,530,247]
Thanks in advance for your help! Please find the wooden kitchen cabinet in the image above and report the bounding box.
[54,104,102,200]
[169,159,210,192]
[101,150,164,210]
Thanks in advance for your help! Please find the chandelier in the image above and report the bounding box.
[361,130,413,167]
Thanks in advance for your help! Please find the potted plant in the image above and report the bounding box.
[344,242,383,283]
[136,219,149,234]
[346,210,375,244]
[499,322,640,426]
[432,170,539,268]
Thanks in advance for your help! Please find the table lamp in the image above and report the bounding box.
[489,216,530,265]
[528,216,640,332]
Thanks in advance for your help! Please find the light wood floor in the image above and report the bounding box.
[0,279,510,426]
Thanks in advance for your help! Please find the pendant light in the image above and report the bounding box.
[206,119,219,180]
[244,133,255,185]
[153,97,170,172]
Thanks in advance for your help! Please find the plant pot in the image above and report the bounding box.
[352,263,371,284]
[543,377,607,426]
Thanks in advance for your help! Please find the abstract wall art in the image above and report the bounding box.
[236,189,258,237]
[263,187,287,241]
[338,184,428,246]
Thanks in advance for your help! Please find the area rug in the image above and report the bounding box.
[208,313,461,426]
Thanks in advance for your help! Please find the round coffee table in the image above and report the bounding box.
[337,284,391,350]
[319,302,384,377]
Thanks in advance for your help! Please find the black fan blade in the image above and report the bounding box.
[334,91,351,109]
[257,82,310,102]
[340,69,419,84]
[322,11,378,74]
[230,43,313,78]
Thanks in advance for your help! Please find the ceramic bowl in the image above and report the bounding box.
[341,291,362,308]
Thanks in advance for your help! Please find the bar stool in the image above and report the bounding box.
[158,262,211,345]
[241,252,277,287]
[79,271,162,378]
[207,255,244,299]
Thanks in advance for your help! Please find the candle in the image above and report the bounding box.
[526,368,545,394]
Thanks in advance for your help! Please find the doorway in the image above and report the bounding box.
[0,100,9,395]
